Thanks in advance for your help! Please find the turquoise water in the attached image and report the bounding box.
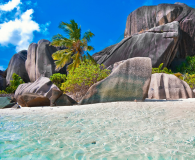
[1,104,195,160]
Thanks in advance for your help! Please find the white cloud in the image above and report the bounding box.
[0,9,40,51]
[40,21,51,35]
[0,0,50,52]
[0,0,21,11]
[0,65,5,71]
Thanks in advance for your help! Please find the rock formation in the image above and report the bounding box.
[79,57,152,105]
[93,21,180,68]
[93,3,195,70]
[14,77,59,100]
[148,73,194,99]
[6,50,30,85]
[0,76,6,90]
[17,93,50,107]
[50,89,78,106]
[0,97,16,109]
[124,2,195,61]
[25,39,68,82]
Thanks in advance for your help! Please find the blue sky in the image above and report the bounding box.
[0,0,195,71]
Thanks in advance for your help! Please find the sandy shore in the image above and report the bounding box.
[1,98,195,117]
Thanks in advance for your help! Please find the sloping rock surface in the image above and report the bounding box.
[92,21,180,68]
[79,57,152,105]
[6,50,30,85]
[50,89,77,106]
[17,93,50,107]
[0,76,6,90]
[0,97,16,109]
[148,73,194,99]
[14,77,59,99]
[124,2,195,58]
[25,39,68,82]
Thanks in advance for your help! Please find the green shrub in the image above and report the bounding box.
[152,63,173,74]
[5,73,24,93]
[179,73,195,89]
[0,90,8,94]
[60,58,110,97]
[50,73,66,89]
[176,56,195,74]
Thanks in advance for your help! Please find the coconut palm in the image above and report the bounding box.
[50,19,96,71]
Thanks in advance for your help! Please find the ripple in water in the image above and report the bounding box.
[1,105,195,159]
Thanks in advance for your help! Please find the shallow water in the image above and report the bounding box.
[1,103,195,160]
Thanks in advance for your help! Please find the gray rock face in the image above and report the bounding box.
[25,43,38,82]
[0,76,6,90]
[35,40,57,79]
[0,97,16,109]
[124,2,195,58]
[14,77,59,100]
[148,73,194,99]
[25,39,67,82]
[79,57,152,105]
[93,21,180,68]
[6,50,30,85]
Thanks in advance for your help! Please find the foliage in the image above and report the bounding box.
[179,73,195,89]
[5,73,24,93]
[176,56,195,74]
[152,63,173,74]
[60,58,110,99]
[50,73,66,89]
[50,19,96,71]
[0,90,8,94]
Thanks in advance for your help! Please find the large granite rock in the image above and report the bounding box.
[25,43,38,82]
[0,70,6,78]
[17,93,50,107]
[79,57,152,105]
[50,89,77,106]
[124,2,195,59]
[6,50,30,85]
[148,73,194,99]
[0,76,6,90]
[92,21,180,68]
[14,77,59,100]
[0,97,16,109]
[25,39,68,82]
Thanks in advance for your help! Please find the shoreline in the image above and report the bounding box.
[1,98,195,116]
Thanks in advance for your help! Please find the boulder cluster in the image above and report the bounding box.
[1,2,195,108]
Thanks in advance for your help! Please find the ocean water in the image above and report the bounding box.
[1,102,195,160]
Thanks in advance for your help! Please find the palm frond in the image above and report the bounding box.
[52,50,73,70]
[83,30,94,42]
[87,46,94,51]
[67,52,81,71]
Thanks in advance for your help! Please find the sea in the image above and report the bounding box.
[1,101,195,160]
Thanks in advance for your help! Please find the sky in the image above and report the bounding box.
[0,0,195,71]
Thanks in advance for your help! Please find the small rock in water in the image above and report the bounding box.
[91,141,96,144]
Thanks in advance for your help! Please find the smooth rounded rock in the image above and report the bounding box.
[79,57,152,105]
[148,73,195,100]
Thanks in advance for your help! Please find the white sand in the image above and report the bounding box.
[1,98,195,117]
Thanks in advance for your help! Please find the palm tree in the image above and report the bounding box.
[50,20,96,71]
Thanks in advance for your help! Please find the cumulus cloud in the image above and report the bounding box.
[0,0,50,52]
[0,0,21,11]
[0,9,40,51]
[40,21,51,35]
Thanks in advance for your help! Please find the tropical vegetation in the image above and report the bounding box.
[60,56,110,101]
[50,19,96,72]
[0,73,24,94]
